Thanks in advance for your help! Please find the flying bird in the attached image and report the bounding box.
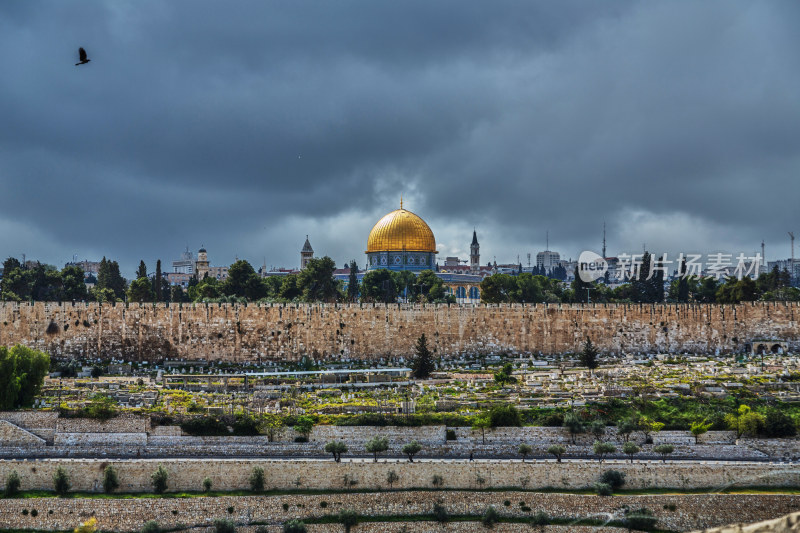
[75,47,90,66]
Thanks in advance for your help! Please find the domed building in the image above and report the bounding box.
[366,201,438,271]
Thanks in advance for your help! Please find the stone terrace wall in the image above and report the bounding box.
[1,458,797,493]
[1,301,798,361]
[56,415,150,434]
[0,421,45,446]
[691,511,800,533]
[1,491,799,532]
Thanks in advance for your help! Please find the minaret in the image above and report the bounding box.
[300,236,314,270]
[195,246,209,279]
[470,229,480,273]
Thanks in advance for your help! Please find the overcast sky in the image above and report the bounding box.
[1,1,798,277]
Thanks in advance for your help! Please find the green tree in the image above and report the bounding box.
[347,260,359,302]
[136,261,148,279]
[213,519,236,533]
[127,277,155,303]
[493,362,517,385]
[4,470,21,497]
[151,465,168,494]
[579,338,599,370]
[415,270,445,302]
[690,421,711,444]
[360,269,397,303]
[258,413,285,442]
[547,444,566,463]
[249,467,265,491]
[589,420,606,441]
[61,265,88,301]
[411,334,435,379]
[203,477,213,492]
[102,465,119,493]
[617,418,638,443]
[518,443,532,462]
[402,441,422,462]
[622,441,640,463]
[365,436,389,462]
[489,404,522,427]
[472,415,491,445]
[599,469,626,490]
[96,257,126,300]
[293,415,315,440]
[763,408,797,438]
[53,466,70,496]
[222,260,267,300]
[154,260,163,301]
[637,416,664,442]
[571,266,594,303]
[725,405,765,438]
[298,256,338,302]
[563,412,585,444]
[653,444,674,463]
[0,345,50,409]
[479,274,517,303]
[324,441,348,462]
[593,441,616,463]
[279,273,301,300]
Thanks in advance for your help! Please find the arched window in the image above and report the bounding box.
[469,286,480,300]
[456,286,466,299]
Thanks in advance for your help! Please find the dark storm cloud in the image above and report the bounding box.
[0,1,798,274]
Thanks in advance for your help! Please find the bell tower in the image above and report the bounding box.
[470,229,480,273]
[301,236,314,269]
[195,247,209,279]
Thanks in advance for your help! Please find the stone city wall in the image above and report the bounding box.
[1,490,799,532]
[1,458,797,493]
[691,511,800,533]
[1,302,798,361]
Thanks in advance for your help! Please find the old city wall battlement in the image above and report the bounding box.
[0,302,798,361]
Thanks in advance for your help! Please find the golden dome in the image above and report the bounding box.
[366,207,437,253]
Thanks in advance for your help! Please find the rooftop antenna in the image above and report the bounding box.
[546,230,549,251]
[400,195,403,209]
[602,221,607,259]
[790,232,795,278]
[761,240,765,269]
[527,253,531,268]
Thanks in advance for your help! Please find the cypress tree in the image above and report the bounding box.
[347,260,359,302]
[677,257,689,302]
[136,261,147,279]
[154,260,163,301]
[411,334,435,379]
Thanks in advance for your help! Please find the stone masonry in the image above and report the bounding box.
[0,301,798,361]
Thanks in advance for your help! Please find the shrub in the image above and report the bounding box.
[294,436,308,443]
[227,506,234,514]
[213,518,236,533]
[151,465,168,494]
[53,467,70,496]
[599,470,626,490]
[30,509,38,517]
[338,509,359,533]
[282,503,289,511]
[503,500,511,507]
[594,482,613,496]
[250,467,265,492]
[530,511,549,526]
[255,527,269,533]
[482,506,500,528]
[180,416,228,436]
[386,470,399,489]
[22,509,28,515]
[431,474,444,488]
[140,521,160,533]
[445,429,457,440]
[319,501,328,508]
[4,470,21,497]
[433,502,449,523]
[542,412,564,427]
[203,477,213,492]
[623,507,657,531]
[282,520,307,533]
[102,465,119,494]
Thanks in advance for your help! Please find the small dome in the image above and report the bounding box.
[366,208,437,253]
[198,247,207,253]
